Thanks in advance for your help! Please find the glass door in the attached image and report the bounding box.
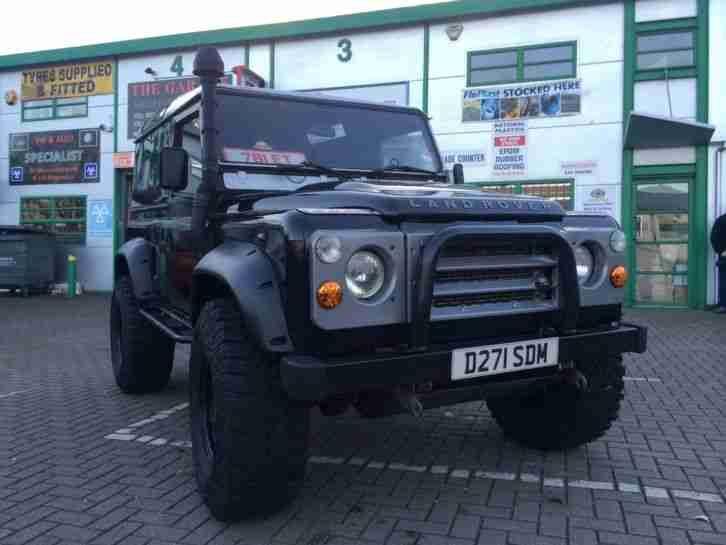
[633,179,691,305]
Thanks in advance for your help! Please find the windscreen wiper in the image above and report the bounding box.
[287,160,353,192]
[369,164,440,178]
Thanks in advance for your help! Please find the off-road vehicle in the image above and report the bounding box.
[111,47,647,521]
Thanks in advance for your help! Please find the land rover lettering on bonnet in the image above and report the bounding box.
[110,47,647,522]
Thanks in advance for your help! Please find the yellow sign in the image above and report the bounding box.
[22,60,114,101]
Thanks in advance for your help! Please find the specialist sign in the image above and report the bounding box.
[9,129,100,185]
[492,121,527,177]
[463,79,581,123]
[22,60,114,101]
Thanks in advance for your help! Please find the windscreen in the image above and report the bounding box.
[217,93,441,173]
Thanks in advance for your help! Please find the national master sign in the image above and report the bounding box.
[21,60,114,101]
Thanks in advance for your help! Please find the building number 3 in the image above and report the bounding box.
[337,39,352,62]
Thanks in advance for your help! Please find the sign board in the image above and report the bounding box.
[441,149,487,168]
[22,60,114,101]
[9,129,100,185]
[127,69,264,140]
[575,184,618,219]
[298,82,409,106]
[561,160,598,179]
[88,199,114,238]
[127,77,198,139]
[492,121,527,177]
[463,79,582,123]
[113,152,135,169]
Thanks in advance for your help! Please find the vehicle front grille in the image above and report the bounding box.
[430,240,558,321]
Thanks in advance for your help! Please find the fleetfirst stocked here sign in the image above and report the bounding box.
[9,129,100,185]
[463,79,582,122]
[21,60,114,101]
[492,121,527,177]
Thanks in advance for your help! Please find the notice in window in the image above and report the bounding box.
[492,121,527,177]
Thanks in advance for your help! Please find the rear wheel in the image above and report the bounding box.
[486,356,625,450]
[190,298,309,521]
[110,276,174,393]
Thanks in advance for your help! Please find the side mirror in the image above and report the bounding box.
[160,147,189,191]
[452,163,465,184]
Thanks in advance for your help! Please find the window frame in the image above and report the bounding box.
[21,97,89,122]
[19,195,87,244]
[467,41,577,87]
[635,28,696,73]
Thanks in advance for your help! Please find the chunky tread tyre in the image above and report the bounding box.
[486,356,625,450]
[110,276,174,393]
[190,298,309,521]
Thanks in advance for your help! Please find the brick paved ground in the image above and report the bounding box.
[2,293,726,545]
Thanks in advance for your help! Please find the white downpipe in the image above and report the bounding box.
[712,142,726,306]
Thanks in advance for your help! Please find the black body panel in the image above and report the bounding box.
[280,323,647,402]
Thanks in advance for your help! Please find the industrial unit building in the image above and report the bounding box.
[0,0,723,308]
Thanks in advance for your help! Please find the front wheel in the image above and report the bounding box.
[190,298,309,521]
[110,276,174,393]
[486,355,625,450]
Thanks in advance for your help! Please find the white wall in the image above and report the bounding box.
[0,68,115,290]
[274,27,424,105]
[428,2,624,217]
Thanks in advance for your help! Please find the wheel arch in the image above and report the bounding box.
[192,241,293,353]
[115,238,155,301]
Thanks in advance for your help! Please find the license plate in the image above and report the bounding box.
[451,337,559,381]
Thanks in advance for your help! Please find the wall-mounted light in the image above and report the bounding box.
[445,23,464,41]
[4,89,18,106]
[98,124,114,133]
[144,67,158,76]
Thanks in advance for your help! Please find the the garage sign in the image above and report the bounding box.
[21,60,114,101]
[462,78,581,123]
[9,129,100,185]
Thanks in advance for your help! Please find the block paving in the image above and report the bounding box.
[1,294,726,544]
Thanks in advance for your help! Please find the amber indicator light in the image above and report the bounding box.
[610,266,628,288]
[317,281,343,309]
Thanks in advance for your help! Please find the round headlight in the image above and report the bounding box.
[345,251,385,299]
[610,230,626,253]
[574,245,594,284]
[315,235,342,264]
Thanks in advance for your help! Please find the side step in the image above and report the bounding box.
[139,306,193,343]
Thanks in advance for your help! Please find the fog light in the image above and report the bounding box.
[317,281,343,309]
[610,266,628,288]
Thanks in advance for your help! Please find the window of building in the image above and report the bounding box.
[22,97,89,122]
[20,196,87,244]
[636,30,695,71]
[468,42,577,87]
[468,180,574,210]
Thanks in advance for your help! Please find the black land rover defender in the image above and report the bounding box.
[111,48,647,521]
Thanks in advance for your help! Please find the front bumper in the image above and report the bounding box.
[281,323,647,402]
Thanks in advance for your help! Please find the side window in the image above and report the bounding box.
[178,116,202,193]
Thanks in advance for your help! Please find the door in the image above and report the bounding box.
[160,113,202,314]
[633,178,691,305]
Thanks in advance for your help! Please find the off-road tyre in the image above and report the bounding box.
[110,276,174,393]
[190,298,309,521]
[486,356,625,450]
